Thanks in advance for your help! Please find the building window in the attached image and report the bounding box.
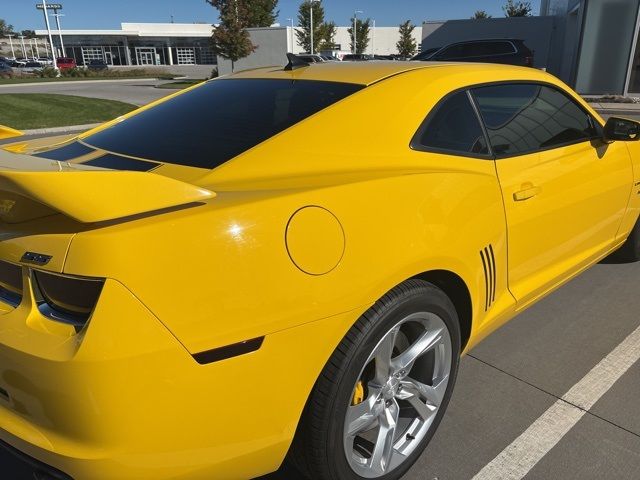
[82,47,104,64]
[176,47,195,65]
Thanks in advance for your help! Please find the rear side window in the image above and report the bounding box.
[412,91,489,156]
[482,42,516,55]
[472,83,596,157]
[435,44,464,59]
[83,79,363,169]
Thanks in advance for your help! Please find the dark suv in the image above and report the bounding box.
[412,39,534,67]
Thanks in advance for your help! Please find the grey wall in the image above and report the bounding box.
[575,0,640,95]
[217,27,288,76]
[420,17,558,73]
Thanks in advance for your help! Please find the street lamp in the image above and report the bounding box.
[19,35,27,59]
[309,0,319,54]
[353,10,363,54]
[7,34,15,60]
[52,11,66,57]
[36,0,59,69]
[286,18,294,53]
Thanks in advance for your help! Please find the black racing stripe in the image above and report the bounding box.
[82,154,159,172]
[34,142,95,160]
[193,337,264,365]
[480,249,489,311]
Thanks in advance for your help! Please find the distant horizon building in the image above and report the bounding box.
[35,22,217,66]
[32,21,422,72]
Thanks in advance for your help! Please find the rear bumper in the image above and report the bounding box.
[0,438,73,480]
[0,275,360,479]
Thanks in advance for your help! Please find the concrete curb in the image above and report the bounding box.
[0,78,166,88]
[21,123,100,136]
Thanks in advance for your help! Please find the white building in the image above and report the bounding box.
[33,22,422,69]
[35,23,216,66]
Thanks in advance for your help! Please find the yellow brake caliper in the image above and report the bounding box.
[352,381,364,405]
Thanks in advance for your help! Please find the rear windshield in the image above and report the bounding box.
[83,78,363,169]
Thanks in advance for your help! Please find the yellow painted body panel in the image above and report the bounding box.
[0,168,214,223]
[0,124,24,140]
[0,62,636,478]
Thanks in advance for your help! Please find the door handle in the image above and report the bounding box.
[513,185,541,201]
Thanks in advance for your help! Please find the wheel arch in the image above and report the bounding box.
[412,269,473,351]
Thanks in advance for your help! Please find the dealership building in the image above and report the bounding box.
[34,21,421,73]
[540,0,640,96]
[35,23,217,66]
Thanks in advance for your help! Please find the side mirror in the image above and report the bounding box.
[603,117,640,142]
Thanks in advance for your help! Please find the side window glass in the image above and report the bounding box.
[486,42,515,55]
[472,83,596,157]
[436,44,464,59]
[415,91,489,156]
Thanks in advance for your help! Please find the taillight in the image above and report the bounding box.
[525,56,534,67]
[33,270,104,330]
[0,260,23,308]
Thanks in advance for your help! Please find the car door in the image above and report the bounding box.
[472,83,633,307]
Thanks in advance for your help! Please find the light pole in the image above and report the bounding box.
[353,10,363,54]
[38,0,58,69]
[372,19,376,55]
[286,18,294,53]
[309,0,319,54]
[52,11,65,57]
[7,34,15,60]
[19,35,27,59]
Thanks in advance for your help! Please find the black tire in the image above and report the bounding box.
[288,279,461,480]
[610,218,640,262]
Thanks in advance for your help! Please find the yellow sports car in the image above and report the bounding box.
[0,57,639,480]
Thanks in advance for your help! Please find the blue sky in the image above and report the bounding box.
[4,1,542,31]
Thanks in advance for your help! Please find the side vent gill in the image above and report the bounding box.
[480,245,497,311]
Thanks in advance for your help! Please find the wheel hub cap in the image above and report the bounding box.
[343,312,453,478]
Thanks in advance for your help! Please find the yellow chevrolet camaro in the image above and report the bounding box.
[0,58,639,480]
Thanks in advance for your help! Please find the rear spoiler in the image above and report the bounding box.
[0,125,24,140]
[0,149,214,223]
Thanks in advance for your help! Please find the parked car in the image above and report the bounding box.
[411,47,442,61]
[0,61,639,480]
[413,39,535,67]
[0,61,13,78]
[15,61,42,73]
[372,54,396,61]
[87,59,108,71]
[36,57,53,66]
[56,57,77,70]
[296,54,325,63]
[342,53,373,61]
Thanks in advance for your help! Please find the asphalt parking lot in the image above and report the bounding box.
[1,111,640,479]
[260,257,640,480]
[0,78,175,105]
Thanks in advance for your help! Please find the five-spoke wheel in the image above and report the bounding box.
[289,279,461,480]
[344,312,452,477]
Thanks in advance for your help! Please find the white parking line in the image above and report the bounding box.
[472,323,640,480]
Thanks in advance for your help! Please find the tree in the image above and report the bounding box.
[296,1,333,53]
[348,17,371,54]
[396,21,417,58]
[318,21,337,51]
[503,0,533,17]
[0,19,14,36]
[206,0,256,72]
[21,30,36,39]
[245,0,279,27]
[472,10,492,19]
